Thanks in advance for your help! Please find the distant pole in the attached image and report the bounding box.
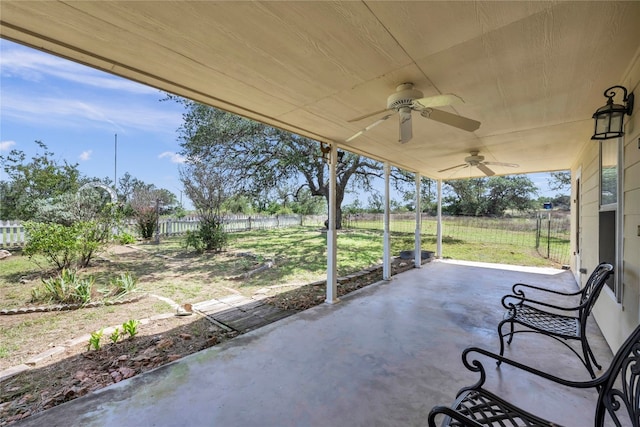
[114,133,118,191]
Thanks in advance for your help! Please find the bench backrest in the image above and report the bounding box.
[579,263,614,322]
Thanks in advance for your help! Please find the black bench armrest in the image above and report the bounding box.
[501,293,584,312]
[462,346,605,389]
[512,281,583,298]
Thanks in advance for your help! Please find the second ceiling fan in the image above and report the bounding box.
[438,151,519,177]
[346,83,481,144]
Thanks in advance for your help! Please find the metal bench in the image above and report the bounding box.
[428,323,640,426]
[497,262,614,378]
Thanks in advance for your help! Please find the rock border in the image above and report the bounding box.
[0,293,148,316]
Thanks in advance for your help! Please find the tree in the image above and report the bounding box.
[23,187,120,270]
[390,169,437,214]
[443,178,487,216]
[222,195,255,214]
[367,193,384,213]
[547,171,571,193]
[180,157,237,251]
[289,188,326,215]
[443,175,537,216]
[343,198,364,215]
[172,97,385,229]
[117,172,145,205]
[0,141,82,220]
[129,187,171,239]
[115,173,178,218]
[484,175,537,215]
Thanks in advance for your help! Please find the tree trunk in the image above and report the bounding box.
[336,205,343,230]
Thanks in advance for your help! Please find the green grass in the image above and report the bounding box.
[0,224,566,369]
[0,224,563,310]
[347,217,570,265]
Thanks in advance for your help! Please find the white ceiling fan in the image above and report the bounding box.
[345,82,481,144]
[438,151,519,177]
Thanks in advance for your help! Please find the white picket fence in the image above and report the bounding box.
[0,220,25,248]
[0,214,314,248]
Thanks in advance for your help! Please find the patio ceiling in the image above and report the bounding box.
[1,1,639,179]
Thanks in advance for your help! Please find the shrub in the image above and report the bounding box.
[202,220,227,251]
[31,269,94,305]
[74,276,95,304]
[110,272,137,296]
[75,220,111,268]
[184,220,227,253]
[30,270,140,306]
[23,219,113,270]
[136,210,157,239]
[184,230,205,253]
[23,221,79,270]
[116,232,136,245]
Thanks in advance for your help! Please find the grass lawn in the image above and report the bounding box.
[0,225,561,369]
[348,218,569,266]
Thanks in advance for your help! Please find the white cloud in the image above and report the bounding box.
[0,42,157,95]
[0,91,182,135]
[0,140,16,152]
[158,151,186,164]
[79,150,93,161]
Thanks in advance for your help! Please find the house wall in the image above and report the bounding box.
[573,54,640,351]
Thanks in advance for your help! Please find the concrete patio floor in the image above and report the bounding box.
[15,260,612,427]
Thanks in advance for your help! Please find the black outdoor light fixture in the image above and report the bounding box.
[320,143,345,164]
[320,143,331,163]
[591,85,634,140]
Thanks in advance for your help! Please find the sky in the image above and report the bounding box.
[0,39,188,204]
[0,39,562,211]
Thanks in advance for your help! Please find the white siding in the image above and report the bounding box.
[576,56,640,351]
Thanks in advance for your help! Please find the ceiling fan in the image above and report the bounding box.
[437,151,519,177]
[345,82,481,144]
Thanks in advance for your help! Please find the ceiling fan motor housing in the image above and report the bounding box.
[464,151,484,165]
[387,83,423,110]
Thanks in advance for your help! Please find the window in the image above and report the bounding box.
[599,138,621,299]
[600,139,618,207]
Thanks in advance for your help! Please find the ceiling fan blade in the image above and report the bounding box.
[437,163,467,173]
[398,108,412,144]
[412,93,464,110]
[348,108,391,123]
[421,108,481,132]
[345,113,395,142]
[484,161,520,168]
[477,163,495,176]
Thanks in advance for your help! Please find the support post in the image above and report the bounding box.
[383,162,391,280]
[414,173,422,268]
[437,179,443,258]
[325,144,339,304]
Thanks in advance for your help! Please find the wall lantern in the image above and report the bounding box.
[320,143,331,163]
[320,143,345,164]
[591,85,634,140]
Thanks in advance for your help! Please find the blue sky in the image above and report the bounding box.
[0,39,187,202]
[1,39,562,211]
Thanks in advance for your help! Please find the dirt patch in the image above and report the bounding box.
[0,242,421,426]
[0,315,237,425]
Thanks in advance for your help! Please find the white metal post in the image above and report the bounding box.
[415,172,422,268]
[383,162,391,280]
[437,179,442,258]
[325,144,339,304]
